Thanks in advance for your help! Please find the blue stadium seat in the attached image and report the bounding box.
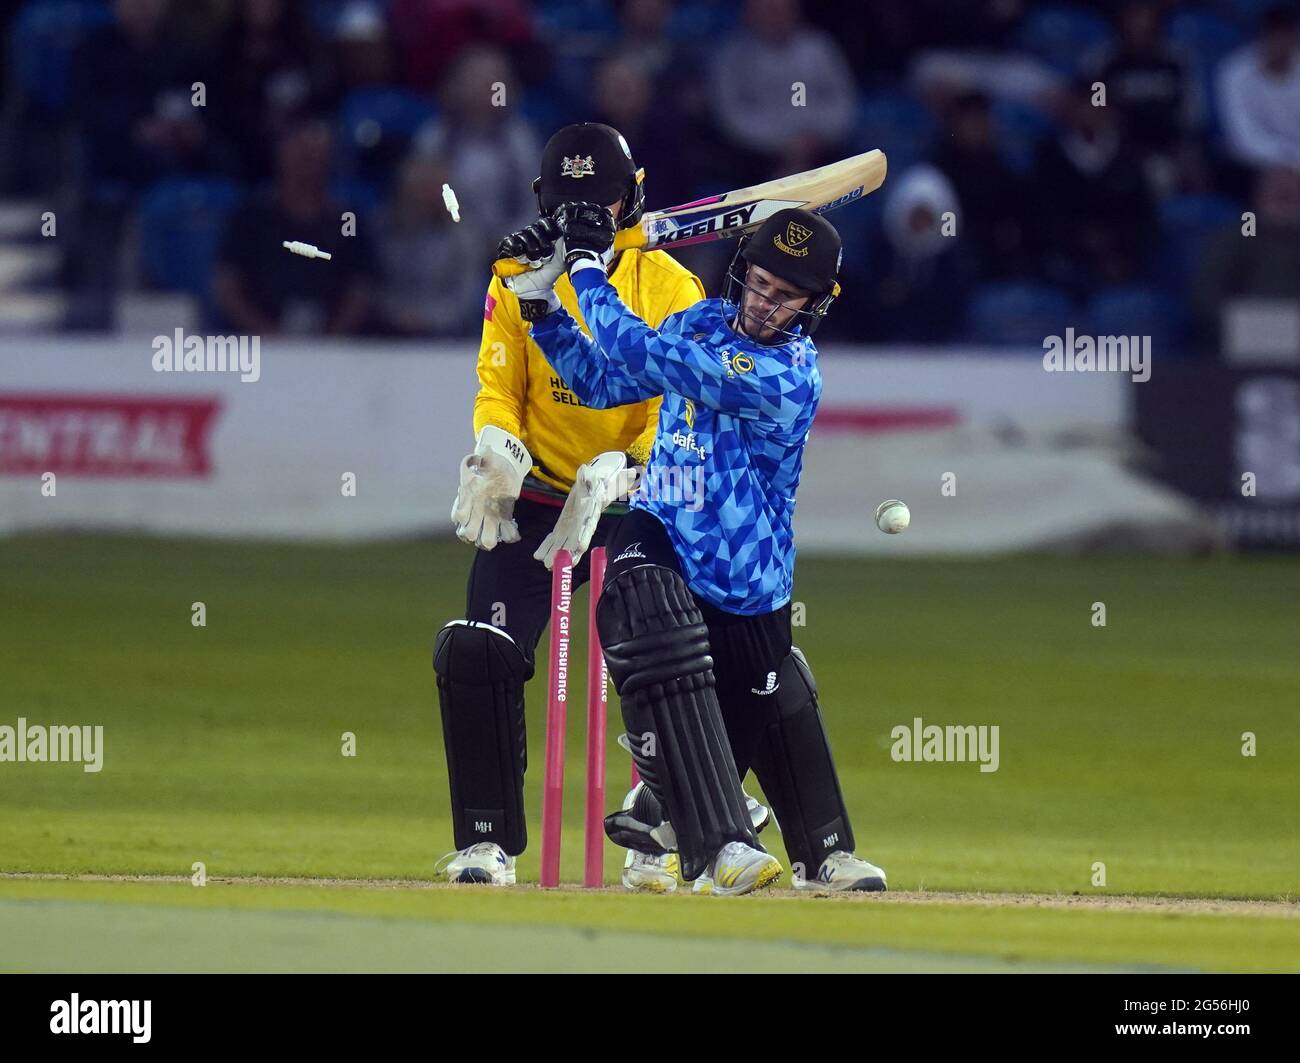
[669,1,740,38]
[8,0,113,113]
[992,98,1056,175]
[1150,194,1242,293]
[1168,11,1246,148]
[534,0,619,39]
[337,87,436,153]
[137,177,243,297]
[1159,193,1243,231]
[855,90,936,173]
[330,175,382,216]
[966,282,1075,346]
[1168,10,1246,70]
[336,87,436,187]
[309,0,393,36]
[1207,0,1282,31]
[518,89,570,138]
[1086,286,1188,356]
[1016,5,1114,74]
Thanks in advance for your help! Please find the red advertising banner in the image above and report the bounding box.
[0,393,221,478]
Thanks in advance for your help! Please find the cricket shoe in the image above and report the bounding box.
[623,849,682,892]
[692,842,782,897]
[792,851,887,892]
[610,752,773,835]
[435,842,516,885]
[618,782,682,892]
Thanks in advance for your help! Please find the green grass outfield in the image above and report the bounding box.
[0,536,1296,972]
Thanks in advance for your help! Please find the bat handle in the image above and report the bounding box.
[490,227,644,280]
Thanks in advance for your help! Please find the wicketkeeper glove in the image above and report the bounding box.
[502,239,566,320]
[450,425,533,550]
[534,451,631,570]
[496,216,561,264]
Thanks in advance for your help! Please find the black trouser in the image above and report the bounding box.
[603,508,856,875]
[603,507,793,778]
[464,496,622,677]
[437,496,623,854]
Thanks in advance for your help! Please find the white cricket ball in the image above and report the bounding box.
[875,499,910,534]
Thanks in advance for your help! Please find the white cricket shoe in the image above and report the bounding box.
[623,849,682,892]
[792,851,887,892]
[618,783,682,892]
[692,842,782,896]
[616,740,772,833]
[435,842,516,885]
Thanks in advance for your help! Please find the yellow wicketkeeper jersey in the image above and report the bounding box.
[473,248,705,492]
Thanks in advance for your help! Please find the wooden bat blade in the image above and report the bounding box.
[491,149,886,278]
[642,148,887,252]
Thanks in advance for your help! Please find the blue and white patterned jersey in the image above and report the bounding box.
[530,267,821,614]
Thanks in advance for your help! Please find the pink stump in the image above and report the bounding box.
[539,551,573,888]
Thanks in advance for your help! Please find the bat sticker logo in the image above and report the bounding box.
[656,204,757,244]
[813,186,865,213]
[561,155,596,178]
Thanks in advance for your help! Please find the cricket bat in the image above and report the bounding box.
[491,148,887,279]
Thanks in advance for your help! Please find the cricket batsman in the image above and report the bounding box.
[433,123,711,888]
[506,201,888,894]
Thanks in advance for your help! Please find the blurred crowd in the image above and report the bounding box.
[0,0,1297,350]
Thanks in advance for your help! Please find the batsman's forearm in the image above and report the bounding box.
[530,311,617,409]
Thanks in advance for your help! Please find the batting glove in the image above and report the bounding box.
[555,201,616,276]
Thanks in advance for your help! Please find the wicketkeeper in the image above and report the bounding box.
[433,123,707,887]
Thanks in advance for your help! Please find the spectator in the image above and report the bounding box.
[413,47,539,246]
[710,0,857,181]
[66,0,228,328]
[932,91,1035,280]
[611,0,678,84]
[328,2,412,191]
[332,1,398,94]
[71,0,225,192]
[213,119,376,334]
[1033,81,1156,291]
[1194,166,1300,354]
[373,153,486,336]
[591,55,689,208]
[389,0,543,94]
[1217,5,1300,170]
[804,0,924,88]
[1091,0,1200,193]
[211,0,323,184]
[861,164,976,343]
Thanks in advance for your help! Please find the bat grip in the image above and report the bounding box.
[491,228,642,279]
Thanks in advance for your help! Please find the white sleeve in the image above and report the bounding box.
[1216,52,1300,167]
